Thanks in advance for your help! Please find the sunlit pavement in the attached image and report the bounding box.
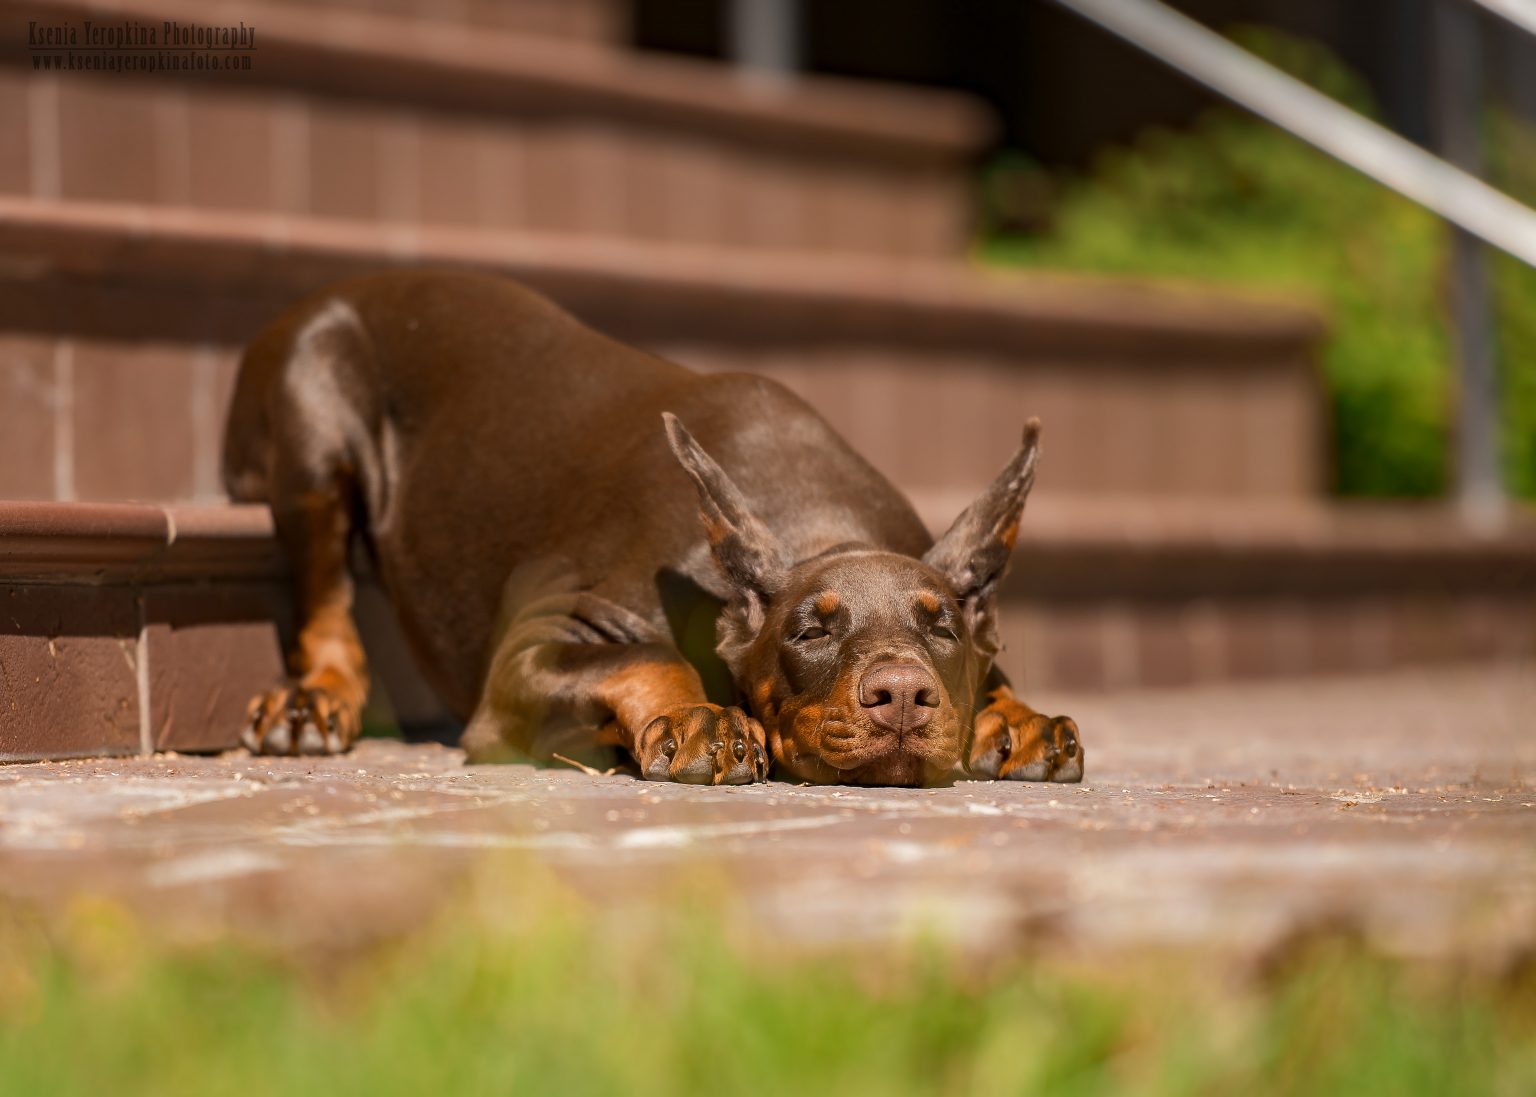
[3,663,1532,964]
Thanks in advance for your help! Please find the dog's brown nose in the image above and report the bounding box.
[858,661,939,734]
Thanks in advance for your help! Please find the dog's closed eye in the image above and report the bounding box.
[913,591,957,637]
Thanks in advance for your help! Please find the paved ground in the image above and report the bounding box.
[2,663,1533,964]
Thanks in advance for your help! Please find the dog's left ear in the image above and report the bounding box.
[923,419,1041,647]
[663,413,788,611]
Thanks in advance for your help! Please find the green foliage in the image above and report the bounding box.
[0,888,1533,1096]
[1487,111,1536,498]
[981,27,1536,499]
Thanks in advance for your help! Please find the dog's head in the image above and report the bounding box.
[664,413,1039,786]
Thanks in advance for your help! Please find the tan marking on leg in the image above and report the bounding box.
[247,486,368,754]
[985,685,1040,721]
[289,490,368,739]
[596,659,707,748]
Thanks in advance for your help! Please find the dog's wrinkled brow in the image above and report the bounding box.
[797,542,878,565]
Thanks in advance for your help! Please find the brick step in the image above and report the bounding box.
[991,495,1536,693]
[270,0,627,42]
[3,0,987,258]
[3,500,1532,762]
[0,194,1324,505]
[0,502,285,761]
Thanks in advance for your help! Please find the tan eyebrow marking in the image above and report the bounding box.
[814,591,841,616]
[916,591,942,615]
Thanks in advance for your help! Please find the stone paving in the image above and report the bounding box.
[1,663,1532,963]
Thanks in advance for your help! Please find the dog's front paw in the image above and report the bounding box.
[636,704,769,785]
[242,684,359,756]
[967,692,1083,783]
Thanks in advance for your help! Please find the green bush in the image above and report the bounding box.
[1487,111,1536,498]
[981,28,1536,499]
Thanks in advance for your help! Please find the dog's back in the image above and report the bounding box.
[224,270,930,717]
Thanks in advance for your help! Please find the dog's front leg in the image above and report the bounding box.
[964,673,1084,783]
[462,597,768,784]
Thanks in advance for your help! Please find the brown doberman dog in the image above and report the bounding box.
[224,270,1083,786]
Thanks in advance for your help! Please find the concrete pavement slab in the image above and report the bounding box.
[2,662,1531,964]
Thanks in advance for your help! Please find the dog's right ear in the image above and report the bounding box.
[663,413,788,615]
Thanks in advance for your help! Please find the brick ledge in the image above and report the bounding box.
[4,497,1532,591]
[0,501,280,583]
[2,498,1531,761]
[4,0,992,164]
[0,195,1325,358]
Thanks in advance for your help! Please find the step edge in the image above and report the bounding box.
[9,0,994,161]
[0,196,1327,355]
[3,498,1533,587]
[0,501,282,583]
[915,492,1536,558]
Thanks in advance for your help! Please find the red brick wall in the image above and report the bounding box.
[304,0,628,41]
[0,70,970,258]
[665,343,1322,506]
[0,335,238,504]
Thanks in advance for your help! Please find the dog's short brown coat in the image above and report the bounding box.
[224,270,1082,785]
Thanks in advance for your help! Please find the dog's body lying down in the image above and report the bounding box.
[224,270,1082,786]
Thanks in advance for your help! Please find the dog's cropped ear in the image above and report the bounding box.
[663,413,788,608]
[924,419,1041,625]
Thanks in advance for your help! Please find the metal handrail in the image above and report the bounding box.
[730,0,799,79]
[1047,0,1536,270]
[1468,0,1536,39]
[1048,0,1518,524]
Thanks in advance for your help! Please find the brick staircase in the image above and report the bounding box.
[1,0,1532,761]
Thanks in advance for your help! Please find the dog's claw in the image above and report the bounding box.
[264,721,293,755]
[638,704,769,785]
[296,722,326,755]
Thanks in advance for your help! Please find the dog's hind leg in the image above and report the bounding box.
[242,479,370,755]
[231,302,376,756]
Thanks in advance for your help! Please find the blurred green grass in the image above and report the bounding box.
[980,28,1536,500]
[1,878,1532,1097]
